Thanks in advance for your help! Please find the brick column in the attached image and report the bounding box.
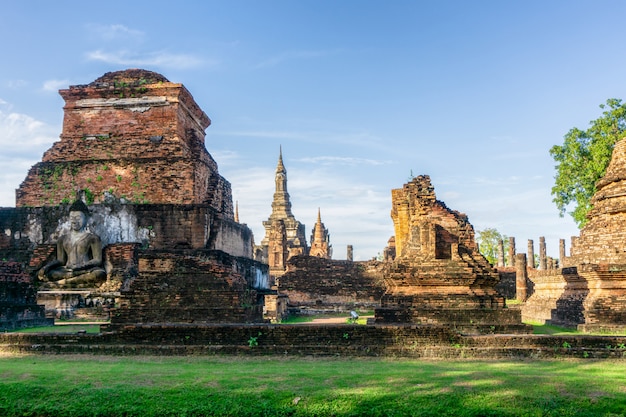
[559,239,566,267]
[347,245,353,262]
[515,253,528,301]
[527,239,535,269]
[507,237,516,267]
[497,239,505,267]
[539,236,547,270]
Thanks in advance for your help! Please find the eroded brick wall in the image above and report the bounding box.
[277,256,386,311]
[0,261,52,330]
[110,249,268,326]
[15,70,232,218]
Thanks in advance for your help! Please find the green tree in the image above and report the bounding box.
[550,98,626,227]
[476,228,508,266]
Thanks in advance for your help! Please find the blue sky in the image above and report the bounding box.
[1,1,624,260]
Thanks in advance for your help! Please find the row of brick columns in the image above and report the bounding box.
[495,236,570,302]
[497,236,567,270]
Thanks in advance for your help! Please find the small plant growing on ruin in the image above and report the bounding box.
[343,333,350,339]
[84,188,95,205]
[562,341,571,349]
[248,332,262,347]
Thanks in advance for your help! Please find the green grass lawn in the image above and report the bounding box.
[0,355,625,416]
[8,324,101,334]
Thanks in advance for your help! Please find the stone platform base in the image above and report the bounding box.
[1,324,626,359]
[374,307,532,334]
[37,290,118,320]
[0,305,53,331]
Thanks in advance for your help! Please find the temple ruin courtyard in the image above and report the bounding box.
[2,69,626,363]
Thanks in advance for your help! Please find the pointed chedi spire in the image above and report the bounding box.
[277,145,285,173]
[260,146,309,275]
[310,208,332,259]
[270,146,293,218]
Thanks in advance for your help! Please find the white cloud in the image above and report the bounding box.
[42,79,70,92]
[0,106,58,206]
[87,23,145,42]
[254,49,340,69]
[5,80,27,89]
[296,156,390,166]
[218,128,385,149]
[85,49,208,69]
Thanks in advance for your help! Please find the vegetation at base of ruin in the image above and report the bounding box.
[280,311,373,325]
[476,228,509,265]
[551,98,626,228]
[0,355,625,417]
[7,324,101,334]
[528,321,580,335]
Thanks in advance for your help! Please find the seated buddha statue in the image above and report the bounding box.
[38,200,107,288]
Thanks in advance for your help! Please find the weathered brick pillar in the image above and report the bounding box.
[347,245,353,262]
[507,237,516,267]
[539,236,547,270]
[496,239,505,267]
[527,239,535,269]
[515,253,528,301]
[559,239,566,266]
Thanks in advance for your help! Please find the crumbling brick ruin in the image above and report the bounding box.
[375,175,530,333]
[0,69,268,327]
[309,209,332,259]
[16,69,231,211]
[276,255,385,315]
[522,137,626,331]
[0,260,52,330]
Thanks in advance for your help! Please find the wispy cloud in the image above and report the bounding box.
[218,128,385,149]
[220,129,309,140]
[296,156,390,166]
[0,104,59,207]
[254,49,340,69]
[5,80,27,89]
[86,49,208,69]
[87,24,145,42]
[42,79,70,92]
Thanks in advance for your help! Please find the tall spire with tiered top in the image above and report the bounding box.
[310,208,332,258]
[259,147,309,274]
[314,208,323,241]
[270,145,293,219]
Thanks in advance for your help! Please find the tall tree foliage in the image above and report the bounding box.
[476,228,508,266]
[550,98,626,227]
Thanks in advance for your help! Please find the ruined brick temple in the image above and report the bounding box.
[309,208,332,259]
[8,66,626,349]
[522,137,626,331]
[256,149,308,276]
[375,175,529,333]
[0,69,268,329]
